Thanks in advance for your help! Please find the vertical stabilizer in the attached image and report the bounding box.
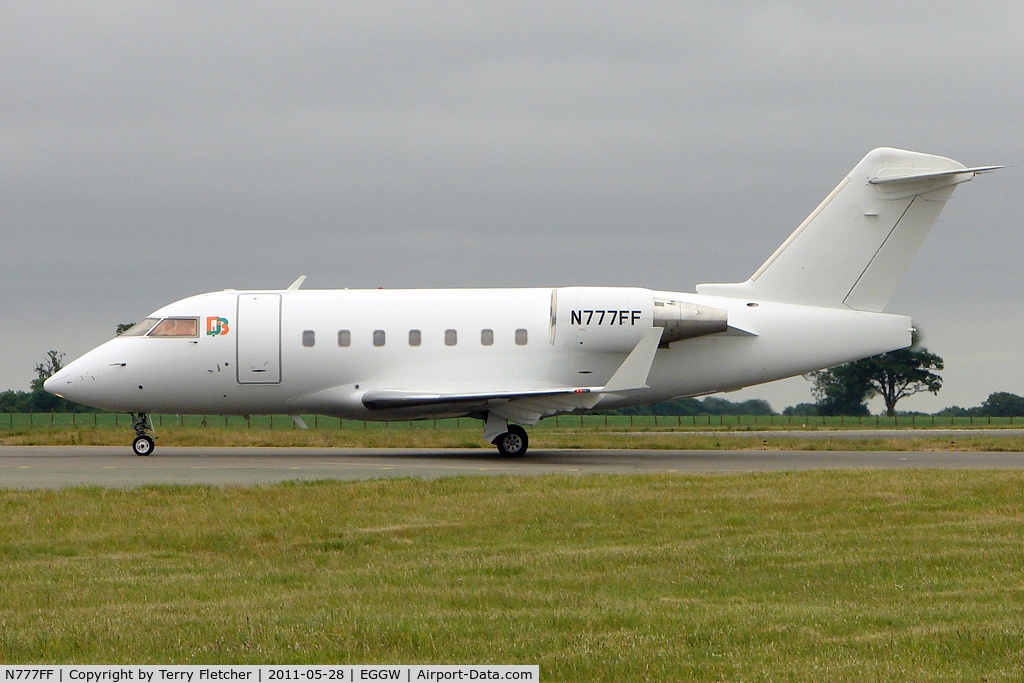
[697,148,997,311]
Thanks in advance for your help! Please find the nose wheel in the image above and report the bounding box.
[132,434,155,456]
[130,413,156,456]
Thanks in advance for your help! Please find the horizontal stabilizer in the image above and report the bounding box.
[869,165,1002,184]
[868,164,1003,184]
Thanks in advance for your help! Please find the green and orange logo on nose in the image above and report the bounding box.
[206,317,230,336]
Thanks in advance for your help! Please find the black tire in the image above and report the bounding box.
[132,435,155,457]
[495,425,529,457]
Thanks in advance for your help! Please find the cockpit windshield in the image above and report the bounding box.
[149,318,199,337]
[121,317,199,338]
[120,318,160,336]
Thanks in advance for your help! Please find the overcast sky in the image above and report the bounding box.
[3,2,1021,413]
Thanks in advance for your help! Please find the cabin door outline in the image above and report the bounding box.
[236,293,282,384]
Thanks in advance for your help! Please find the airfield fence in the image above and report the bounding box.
[4,412,1024,431]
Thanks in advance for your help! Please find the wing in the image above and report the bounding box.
[360,327,664,425]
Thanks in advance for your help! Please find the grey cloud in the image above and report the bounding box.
[2,2,1021,411]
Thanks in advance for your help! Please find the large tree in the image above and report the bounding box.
[860,346,943,416]
[812,334,943,417]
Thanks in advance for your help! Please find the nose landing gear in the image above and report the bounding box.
[131,413,155,456]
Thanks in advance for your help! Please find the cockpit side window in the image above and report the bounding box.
[120,318,161,337]
[148,318,199,337]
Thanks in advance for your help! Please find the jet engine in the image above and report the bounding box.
[652,297,728,347]
[550,287,727,352]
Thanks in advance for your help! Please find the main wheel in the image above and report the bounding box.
[132,435,155,457]
[495,425,529,457]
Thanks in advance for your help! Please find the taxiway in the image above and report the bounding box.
[2,446,1023,488]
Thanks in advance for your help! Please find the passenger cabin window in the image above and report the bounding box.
[409,329,421,346]
[515,328,528,345]
[481,329,494,346]
[121,318,160,337]
[338,330,351,347]
[148,318,198,337]
[302,330,316,347]
[445,329,458,346]
[373,330,386,347]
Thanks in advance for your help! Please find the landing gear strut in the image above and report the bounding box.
[130,413,155,456]
[482,412,529,457]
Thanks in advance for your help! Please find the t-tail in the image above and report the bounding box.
[697,147,1000,311]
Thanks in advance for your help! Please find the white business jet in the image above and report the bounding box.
[46,148,997,456]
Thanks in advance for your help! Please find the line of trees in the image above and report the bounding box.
[782,332,1024,418]
[613,397,775,416]
[933,392,1024,418]
[782,391,1024,418]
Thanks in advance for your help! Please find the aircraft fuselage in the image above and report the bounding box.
[47,286,909,419]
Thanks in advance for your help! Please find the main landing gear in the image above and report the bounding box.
[494,424,529,457]
[483,412,529,457]
[130,412,155,456]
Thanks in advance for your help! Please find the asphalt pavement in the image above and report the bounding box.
[2,445,1024,488]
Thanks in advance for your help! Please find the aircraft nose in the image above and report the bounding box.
[43,360,110,409]
[40,344,139,411]
[43,366,79,399]
[42,374,59,395]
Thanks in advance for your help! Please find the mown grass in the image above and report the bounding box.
[4,412,1022,431]
[2,425,1022,452]
[2,472,1024,680]
[4,411,1022,451]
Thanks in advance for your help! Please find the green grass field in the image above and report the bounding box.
[3,413,1024,451]
[3,411,1022,431]
[3,471,1024,680]
[3,426,1024,452]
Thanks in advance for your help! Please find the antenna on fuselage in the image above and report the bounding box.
[287,275,307,291]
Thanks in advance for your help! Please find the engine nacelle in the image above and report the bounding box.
[551,287,654,353]
[653,297,729,346]
[550,287,729,352]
